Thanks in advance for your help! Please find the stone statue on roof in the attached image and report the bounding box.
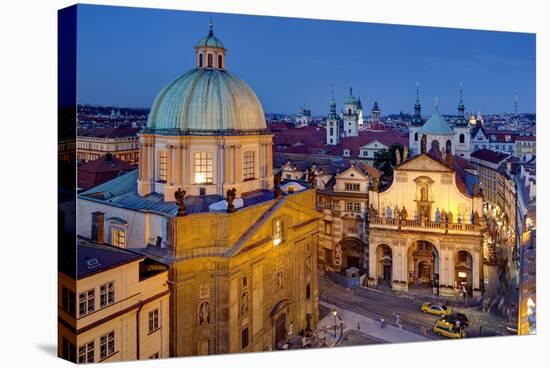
[174,188,187,216]
[307,166,317,187]
[226,187,237,213]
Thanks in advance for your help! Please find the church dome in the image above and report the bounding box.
[418,110,454,135]
[146,24,266,135]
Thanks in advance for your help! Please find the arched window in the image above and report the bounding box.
[199,53,203,67]
[446,139,452,155]
[459,133,465,144]
[420,135,427,153]
[414,132,418,141]
[329,127,334,136]
[194,152,213,184]
[218,54,223,68]
[207,54,213,68]
[243,151,255,181]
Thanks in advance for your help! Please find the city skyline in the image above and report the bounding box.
[76,5,536,115]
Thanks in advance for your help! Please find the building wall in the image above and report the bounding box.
[77,136,139,163]
[58,261,170,363]
[77,199,168,248]
[138,134,274,199]
[167,189,321,356]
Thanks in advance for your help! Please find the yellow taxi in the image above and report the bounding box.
[433,320,466,339]
[421,302,451,316]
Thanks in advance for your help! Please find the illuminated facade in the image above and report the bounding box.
[77,24,322,356]
[367,150,485,297]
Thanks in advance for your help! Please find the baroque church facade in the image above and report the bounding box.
[367,105,486,297]
[77,25,322,356]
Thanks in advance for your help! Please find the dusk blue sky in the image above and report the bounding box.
[76,4,536,115]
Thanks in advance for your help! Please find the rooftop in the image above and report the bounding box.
[77,237,144,279]
[471,149,511,164]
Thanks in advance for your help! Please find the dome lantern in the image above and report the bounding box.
[194,20,226,70]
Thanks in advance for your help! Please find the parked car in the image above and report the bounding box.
[421,302,451,316]
[433,320,466,339]
[441,313,470,327]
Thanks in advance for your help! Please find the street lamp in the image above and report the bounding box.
[333,310,338,337]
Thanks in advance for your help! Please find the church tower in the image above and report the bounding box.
[342,87,359,137]
[453,83,471,158]
[326,88,340,145]
[409,82,424,155]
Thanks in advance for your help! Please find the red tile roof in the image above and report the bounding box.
[471,149,511,164]
[78,154,136,190]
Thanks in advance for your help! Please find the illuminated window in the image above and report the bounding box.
[243,151,255,180]
[78,341,94,364]
[273,218,283,246]
[157,151,167,182]
[325,221,332,235]
[111,228,126,248]
[78,289,95,316]
[149,308,160,333]
[194,152,213,184]
[99,332,115,360]
[100,282,115,308]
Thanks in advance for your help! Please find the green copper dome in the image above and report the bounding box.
[146,68,267,134]
[196,31,225,49]
[418,110,454,135]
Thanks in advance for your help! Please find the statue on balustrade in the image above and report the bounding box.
[435,208,441,223]
[386,206,392,219]
[401,206,408,220]
[394,205,400,220]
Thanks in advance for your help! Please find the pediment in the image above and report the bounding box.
[337,166,368,180]
[360,140,387,149]
[396,154,453,173]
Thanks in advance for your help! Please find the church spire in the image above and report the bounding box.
[412,82,423,126]
[456,82,467,125]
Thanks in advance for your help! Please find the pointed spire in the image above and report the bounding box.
[416,81,420,103]
[435,96,439,112]
[349,87,353,96]
[459,82,464,103]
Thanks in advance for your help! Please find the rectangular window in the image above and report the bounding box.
[194,152,213,184]
[78,341,94,364]
[241,327,249,349]
[78,289,95,317]
[345,183,360,191]
[158,150,167,182]
[325,249,333,265]
[61,286,76,316]
[111,228,126,248]
[62,337,76,363]
[324,221,332,235]
[100,282,115,308]
[273,219,283,246]
[243,151,255,180]
[346,201,361,212]
[149,308,160,333]
[306,284,311,300]
[100,331,115,360]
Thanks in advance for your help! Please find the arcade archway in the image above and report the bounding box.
[340,237,365,270]
[375,244,393,286]
[455,250,473,291]
[407,240,439,288]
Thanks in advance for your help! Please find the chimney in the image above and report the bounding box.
[91,212,105,243]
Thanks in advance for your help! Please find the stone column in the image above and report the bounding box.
[182,144,189,186]
[175,144,182,187]
[368,239,377,287]
[138,143,144,180]
[148,142,154,182]
[167,144,174,185]
[234,144,242,185]
[230,145,235,185]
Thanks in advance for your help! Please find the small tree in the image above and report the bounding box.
[374,143,404,177]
